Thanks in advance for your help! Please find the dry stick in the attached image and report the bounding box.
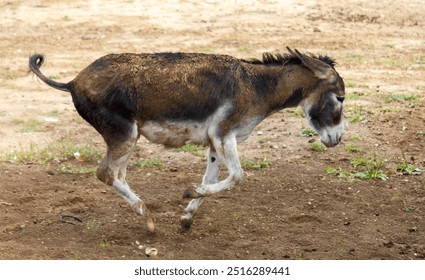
[0,201,13,206]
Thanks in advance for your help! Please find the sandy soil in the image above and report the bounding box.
[0,0,424,259]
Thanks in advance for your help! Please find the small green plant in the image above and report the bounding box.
[175,143,204,156]
[85,220,99,231]
[241,157,271,170]
[416,130,425,136]
[378,58,403,67]
[396,163,424,175]
[350,135,363,142]
[45,138,101,163]
[351,154,384,169]
[1,138,102,164]
[352,169,389,180]
[326,154,389,181]
[345,81,358,88]
[238,46,252,53]
[346,92,362,100]
[345,144,361,153]
[346,54,365,63]
[325,167,352,179]
[19,119,42,133]
[416,54,425,65]
[310,142,326,152]
[383,43,395,49]
[98,239,111,248]
[351,155,388,180]
[381,93,420,103]
[284,108,304,117]
[403,207,415,213]
[301,128,318,137]
[134,157,162,169]
[49,109,61,116]
[0,142,39,163]
[0,110,6,117]
[346,106,365,123]
[58,164,97,174]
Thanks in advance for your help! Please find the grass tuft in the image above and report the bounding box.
[175,143,204,156]
[310,142,326,152]
[134,157,162,169]
[241,157,271,170]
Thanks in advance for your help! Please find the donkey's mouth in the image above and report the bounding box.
[320,131,343,147]
[321,138,340,147]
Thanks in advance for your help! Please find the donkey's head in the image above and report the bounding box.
[287,48,345,147]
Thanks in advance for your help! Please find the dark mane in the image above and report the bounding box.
[240,52,336,68]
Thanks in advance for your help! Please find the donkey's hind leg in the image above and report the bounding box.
[96,123,155,232]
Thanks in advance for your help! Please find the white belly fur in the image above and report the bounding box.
[139,120,210,147]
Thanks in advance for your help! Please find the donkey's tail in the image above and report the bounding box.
[29,54,72,92]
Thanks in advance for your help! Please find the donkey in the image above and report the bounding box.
[28,47,345,232]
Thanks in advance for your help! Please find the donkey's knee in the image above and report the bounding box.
[232,168,244,185]
[96,163,113,185]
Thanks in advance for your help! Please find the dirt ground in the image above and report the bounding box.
[0,0,424,260]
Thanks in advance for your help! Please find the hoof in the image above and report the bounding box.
[182,189,200,199]
[146,220,155,232]
[180,218,192,232]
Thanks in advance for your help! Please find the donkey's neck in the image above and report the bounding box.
[245,63,315,117]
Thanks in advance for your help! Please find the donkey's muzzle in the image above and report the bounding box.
[320,128,343,147]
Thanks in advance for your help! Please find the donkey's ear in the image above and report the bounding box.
[286,47,335,81]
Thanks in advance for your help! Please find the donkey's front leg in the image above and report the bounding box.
[182,135,244,219]
[181,147,222,230]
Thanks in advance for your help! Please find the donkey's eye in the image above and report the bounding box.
[336,96,345,103]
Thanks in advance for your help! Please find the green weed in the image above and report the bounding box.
[416,130,425,136]
[378,58,403,67]
[301,128,318,137]
[49,109,61,116]
[326,154,389,181]
[415,55,425,65]
[59,164,97,174]
[345,144,361,153]
[98,239,111,248]
[383,43,395,49]
[381,93,420,103]
[1,138,102,164]
[325,167,353,179]
[241,157,271,170]
[346,106,365,123]
[310,142,326,152]
[284,108,304,117]
[19,119,42,133]
[350,135,363,142]
[0,142,39,163]
[396,163,424,175]
[403,207,415,213]
[346,54,365,63]
[175,143,204,156]
[134,157,162,169]
[85,220,99,231]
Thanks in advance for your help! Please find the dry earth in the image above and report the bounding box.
[0,0,424,259]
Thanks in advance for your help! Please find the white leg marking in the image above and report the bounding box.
[195,134,243,196]
[98,123,155,231]
[182,148,222,224]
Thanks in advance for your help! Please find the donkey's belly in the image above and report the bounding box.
[139,120,210,148]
